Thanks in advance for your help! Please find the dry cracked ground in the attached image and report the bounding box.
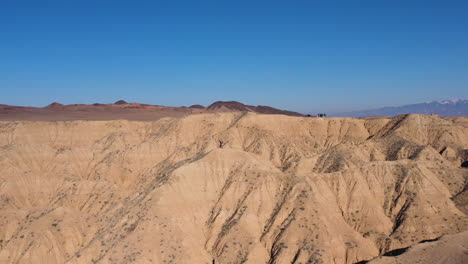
[0,113,467,264]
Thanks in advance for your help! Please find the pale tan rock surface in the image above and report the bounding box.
[0,113,466,264]
[366,231,468,264]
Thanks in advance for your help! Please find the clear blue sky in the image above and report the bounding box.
[1,0,467,113]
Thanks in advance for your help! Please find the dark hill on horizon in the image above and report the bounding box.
[207,101,304,116]
[0,100,304,121]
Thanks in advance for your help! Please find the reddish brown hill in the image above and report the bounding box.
[114,100,128,105]
[0,102,190,121]
[189,104,205,109]
[0,101,305,121]
[207,101,304,116]
[45,102,64,109]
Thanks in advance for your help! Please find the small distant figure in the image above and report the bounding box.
[218,140,225,148]
[317,113,327,118]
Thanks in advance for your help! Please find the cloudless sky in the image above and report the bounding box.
[1,0,467,113]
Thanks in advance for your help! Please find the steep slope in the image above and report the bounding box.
[365,231,468,264]
[0,113,466,264]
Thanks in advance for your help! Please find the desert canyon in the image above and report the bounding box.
[0,105,467,264]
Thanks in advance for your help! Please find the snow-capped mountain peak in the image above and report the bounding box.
[436,99,464,104]
[332,99,467,117]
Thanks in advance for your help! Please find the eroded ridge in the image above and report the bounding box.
[0,113,466,263]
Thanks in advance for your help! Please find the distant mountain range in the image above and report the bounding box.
[332,99,468,117]
[0,100,304,121]
[2,99,467,121]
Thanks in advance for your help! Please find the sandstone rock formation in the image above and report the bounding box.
[0,113,466,263]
